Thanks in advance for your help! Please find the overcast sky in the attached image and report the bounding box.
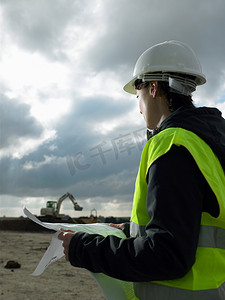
[1,0,225,218]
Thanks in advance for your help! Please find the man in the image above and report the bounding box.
[59,41,225,299]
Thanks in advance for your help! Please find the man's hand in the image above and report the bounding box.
[58,229,76,261]
[109,223,125,231]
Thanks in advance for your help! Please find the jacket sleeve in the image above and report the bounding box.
[68,145,206,282]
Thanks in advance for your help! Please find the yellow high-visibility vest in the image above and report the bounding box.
[131,127,225,297]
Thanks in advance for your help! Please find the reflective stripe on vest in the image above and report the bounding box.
[130,222,225,249]
[134,280,225,300]
[130,127,225,296]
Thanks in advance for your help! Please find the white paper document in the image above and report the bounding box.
[23,207,137,300]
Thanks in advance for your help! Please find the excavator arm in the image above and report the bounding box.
[56,192,83,215]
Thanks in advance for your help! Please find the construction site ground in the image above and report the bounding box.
[0,230,105,300]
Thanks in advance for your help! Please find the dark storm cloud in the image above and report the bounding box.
[67,95,137,129]
[2,0,225,86]
[9,95,145,201]
[0,94,43,148]
[83,0,225,98]
[85,0,225,67]
[1,0,89,60]
[55,94,142,159]
[12,147,139,200]
[3,0,225,99]
[0,91,144,200]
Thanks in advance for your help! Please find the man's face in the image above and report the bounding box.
[136,82,162,130]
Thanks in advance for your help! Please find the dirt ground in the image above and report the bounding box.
[0,230,105,300]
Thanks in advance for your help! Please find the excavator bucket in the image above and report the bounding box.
[74,203,83,211]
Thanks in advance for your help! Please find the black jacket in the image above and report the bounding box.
[68,106,225,282]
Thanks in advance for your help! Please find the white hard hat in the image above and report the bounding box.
[123,40,206,95]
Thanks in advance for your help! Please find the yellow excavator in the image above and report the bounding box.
[40,192,83,218]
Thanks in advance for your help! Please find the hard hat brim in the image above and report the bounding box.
[123,78,137,95]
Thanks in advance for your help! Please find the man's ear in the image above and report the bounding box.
[150,81,158,99]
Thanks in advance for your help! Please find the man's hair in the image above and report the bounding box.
[159,81,194,112]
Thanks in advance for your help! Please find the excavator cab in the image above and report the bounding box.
[40,201,57,216]
[46,201,57,209]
